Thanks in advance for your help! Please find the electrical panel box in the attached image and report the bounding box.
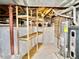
[68,26,79,59]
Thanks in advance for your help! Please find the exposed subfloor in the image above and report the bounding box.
[32,43,70,59]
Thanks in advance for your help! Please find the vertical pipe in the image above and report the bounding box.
[26,7,30,59]
[16,6,19,54]
[73,7,78,25]
[9,5,14,55]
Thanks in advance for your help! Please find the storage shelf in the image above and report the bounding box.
[19,32,43,41]
[17,15,35,19]
[22,43,42,59]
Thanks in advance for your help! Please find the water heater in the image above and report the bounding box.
[68,26,79,59]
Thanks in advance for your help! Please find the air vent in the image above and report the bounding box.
[71,31,75,37]
[71,51,74,57]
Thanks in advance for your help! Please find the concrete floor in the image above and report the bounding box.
[32,43,69,59]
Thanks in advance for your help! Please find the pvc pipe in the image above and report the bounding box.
[9,5,14,55]
[64,0,75,7]
[73,5,79,25]
[73,7,78,25]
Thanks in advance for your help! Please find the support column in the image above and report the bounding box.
[42,14,44,43]
[16,6,19,54]
[9,5,14,55]
[36,9,38,51]
[26,7,30,59]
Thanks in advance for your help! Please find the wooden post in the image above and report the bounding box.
[9,5,14,55]
[36,9,38,51]
[30,10,33,48]
[16,6,19,54]
[26,7,30,59]
[42,14,44,43]
[30,10,33,34]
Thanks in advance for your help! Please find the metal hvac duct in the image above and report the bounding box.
[59,0,68,6]
[64,0,76,7]
[0,0,67,7]
[0,0,27,6]
[55,6,78,26]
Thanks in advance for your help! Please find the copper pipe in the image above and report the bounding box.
[9,5,14,55]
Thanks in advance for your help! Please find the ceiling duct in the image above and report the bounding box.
[74,0,79,6]
[59,0,68,6]
[54,6,78,25]
[64,0,76,7]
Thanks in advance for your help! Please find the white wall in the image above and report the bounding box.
[0,27,43,59]
[43,26,55,44]
[0,26,55,59]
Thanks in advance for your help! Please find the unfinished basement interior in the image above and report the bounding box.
[0,0,79,59]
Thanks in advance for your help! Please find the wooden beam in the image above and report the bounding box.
[18,15,35,19]
[44,8,52,17]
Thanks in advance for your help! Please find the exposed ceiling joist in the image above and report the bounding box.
[43,8,52,17]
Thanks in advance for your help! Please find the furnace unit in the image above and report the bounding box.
[68,26,79,59]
